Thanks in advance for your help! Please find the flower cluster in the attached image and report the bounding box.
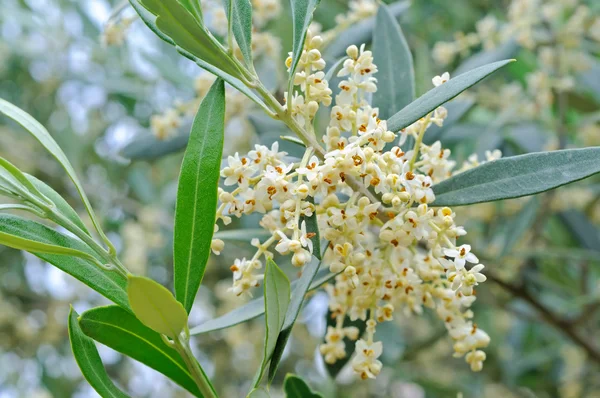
[213,34,492,378]
[433,0,600,117]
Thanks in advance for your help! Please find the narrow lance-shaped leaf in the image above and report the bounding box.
[0,214,130,310]
[288,0,321,98]
[0,220,101,264]
[127,276,188,340]
[372,4,415,119]
[139,0,241,77]
[0,98,113,250]
[268,249,327,383]
[78,306,202,397]
[0,157,51,204]
[190,266,336,335]
[254,259,291,387]
[223,0,254,66]
[432,147,600,207]
[174,79,226,313]
[178,0,203,22]
[387,60,514,133]
[130,0,270,114]
[283,374,323,398]
[68,307,130,398]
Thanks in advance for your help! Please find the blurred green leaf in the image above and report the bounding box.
[174,79,225,313]
[387,60,513,133]
[432,147,600,206]
[79,306,202,397]
[127,275,188,339]
[372,4,414,119]
[254,259,291,387]
[559,210,600,252]
[0,214,130,310]
[121,132,189,160]
[283,374,322,397]
[68,307,129,398]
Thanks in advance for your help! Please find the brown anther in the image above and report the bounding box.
[306,232,316,239]
[230,265,239,272]
[405,171,415,180]
[370,177,381,186]
[390,239,399,247]
[405,286,414,294]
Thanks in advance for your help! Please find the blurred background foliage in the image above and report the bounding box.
[0,0,599,397]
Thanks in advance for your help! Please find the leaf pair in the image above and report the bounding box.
[72,275,198,397]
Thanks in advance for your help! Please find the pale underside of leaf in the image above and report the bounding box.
[432,147,600,206]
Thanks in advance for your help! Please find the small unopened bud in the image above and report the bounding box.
[382,130,396,142]
[346,45,359,59]
[211,239,225,255]
[382,193,394,204]
[219,191,234,203]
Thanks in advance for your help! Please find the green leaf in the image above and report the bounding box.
[78,306,201,397]
[68,307,129,398]
[0,218,100,264]
[178,0,203,22]
[301,197,321,260]
[500,197,539,257]
[371,4,414,119]
[559,210,600,252]
[130,0,270,114]
[254,259,291,387]
[26,174,90,235]
[283,374,322,397]
[224,0,254,66]
[0,214,130,310]
[190,266,336,335]
[0,157,50,204]
[432,147,600,207]
[0,98,114,252]
[324,1,410,59]
[268,253,325,383]
[387,60,513,133]
[174,79,225,313]
[127,276,188,339]
[138,0,241,78]
[121,132,189,160]
[288,0,321,97]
